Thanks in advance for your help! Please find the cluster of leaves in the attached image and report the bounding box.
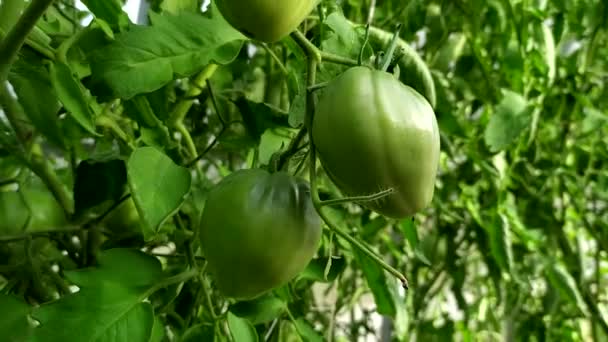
[0,0,607,341]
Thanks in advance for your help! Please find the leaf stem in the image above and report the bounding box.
[169,64,218,125]
[291,30,321,62]
[320,188,394,207]
[0,0,54,81]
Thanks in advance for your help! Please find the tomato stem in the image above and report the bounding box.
[319,188,394,207]
[261,43,289,75]
[380,24,402,72]
[0,0,54,81]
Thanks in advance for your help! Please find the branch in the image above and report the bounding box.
[0,0,54,81]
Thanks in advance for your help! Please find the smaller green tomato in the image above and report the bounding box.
[216,0,318,43]
[102,197,142,235]
[199,169,322,300]
[313,66,440,218]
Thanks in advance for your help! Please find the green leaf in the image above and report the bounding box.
[73,159,127,216]
[235,97,291,144]
[258,128,293,166]
[90,11,245,99]
[0,294,33,342]
[352,247,397,317]
[149,315,165,342]
[580,107,607,137]
[319,12,372,83]
[0,0,25,31]
[294,319,323,342]
[230,294,286,325]
[160,0,199,14]
[484,89,531,152]
[49,61,98,136]
[80,0,130,30]
[65,249,163,287]
[540,24,556,84]
[181,323,216,342]
[31,249,163,342]
[8,52,63,148]
[0,191,29,235]
[488,213,514,273]
[399,219,431,266]
[297,257,347,283]
[545,263,589,316]
[227,312,258,342]
[127,147,192,238]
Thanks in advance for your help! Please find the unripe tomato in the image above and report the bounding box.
[313,66,440,218]
[199,169,322,299]
[216,0,318,43]
[102,197,142,235]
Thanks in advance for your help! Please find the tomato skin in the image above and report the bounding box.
[216,0,318,43]
[312,66,440,218]
[199,169,322,299]
[102,197,142,235]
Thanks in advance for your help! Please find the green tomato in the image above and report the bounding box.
[313,66,440,218]
[102,197,142,235]
[216,0,318,43]
[199,169,322,300]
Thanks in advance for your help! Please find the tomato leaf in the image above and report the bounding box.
[89,10,246,99]
[49,61,98,136]
[294,318,323,342]
[80,0,130,30]
[484,89,531,152]
[181,323,216,342]
[30,249,163,342]
[399,219,431,266]
[8,52,63,148]
[0,294,33,341]
[227,312,259,342]
[73,159,127,217]
[235,97,291,143]
[230,294,286,325]
[149,315,165,342]
[127,147,191,239]
[545,263,589,316]
[352,247,397,317]
[488,213,514,273]
[297,257,346,283]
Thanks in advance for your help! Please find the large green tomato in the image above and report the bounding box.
[199,169,322,300]
[313,66,440,218]
[216,0,318,43]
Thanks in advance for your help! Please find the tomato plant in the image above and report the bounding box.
[313,66,440,218]
[199,169,322,299]
[216,0,318,42]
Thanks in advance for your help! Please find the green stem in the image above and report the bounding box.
[169,64,218,125]
[0,82,30,145]
[277,127,307,171]
[29,154,75,215]
[0,0,54,81]
[262,43,289,75]
[291,30,322,62]
[176,122,198,158]
[320,51,360,66]
[320,188,394,208]
[56,26,88,63]
[144,269,199,299]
